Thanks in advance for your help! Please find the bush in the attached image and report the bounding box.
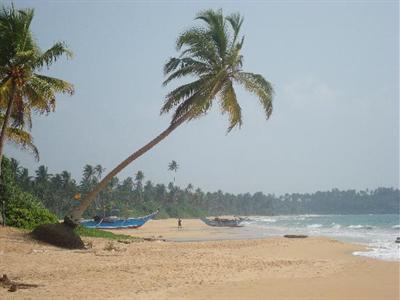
[0,157,58,229]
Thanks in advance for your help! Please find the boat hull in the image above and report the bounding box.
[200,217,243,227]
[80,211,158,229]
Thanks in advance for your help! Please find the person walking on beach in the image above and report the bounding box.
[178,218,182,230]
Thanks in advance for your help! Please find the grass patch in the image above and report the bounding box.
[75,226,138,240]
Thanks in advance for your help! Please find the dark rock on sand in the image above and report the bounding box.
[284,235,308,239]
[31,223,85,249]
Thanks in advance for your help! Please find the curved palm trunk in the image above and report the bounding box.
[67,113,190,224]
[0,81,16,175]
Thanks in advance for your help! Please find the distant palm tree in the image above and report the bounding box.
[35,165,50,184]
[9,157,19,175]
[134,170,145,203]
[168,160,179,183]
[68,9,274,224]
[186,183,194,192]
[134,170,144,187]
[81,165,95,185]
[60,170,71,184]
[0,5,73,168]
[18,166,31,189]
[94,165,105,180]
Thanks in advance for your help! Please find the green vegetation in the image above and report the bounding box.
[69,9,274,223]
[4,158,399,223]
[75,226,136,240]
[0,157,58,229]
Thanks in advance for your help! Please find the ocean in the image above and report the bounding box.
[242,214,400,261]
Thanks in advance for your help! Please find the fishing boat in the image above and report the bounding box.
[80,210,158,229]
[200,216,244,227]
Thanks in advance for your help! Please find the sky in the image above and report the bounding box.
[5,0,399,195]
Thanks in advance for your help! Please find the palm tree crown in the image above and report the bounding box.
[168,160,179,173]
[162,9,274,131]
[0,5,74,161]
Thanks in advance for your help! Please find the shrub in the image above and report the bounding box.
[0,157,58,229]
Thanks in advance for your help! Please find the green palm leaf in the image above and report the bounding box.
[234,72,274,118]
[219,80,242,132]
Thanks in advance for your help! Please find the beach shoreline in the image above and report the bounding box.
[1,219,399,299]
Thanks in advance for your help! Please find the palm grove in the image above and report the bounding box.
[4,157,399,230]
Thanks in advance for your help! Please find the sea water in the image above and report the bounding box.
[242,214,400,261]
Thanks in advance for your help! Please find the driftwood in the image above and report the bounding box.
[0,274,41,292]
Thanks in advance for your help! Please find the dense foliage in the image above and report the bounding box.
[0,157,58,228]
[4,157,399,220]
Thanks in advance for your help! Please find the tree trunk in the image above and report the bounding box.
[0,81,16,172]
[67,113,190,224]
[0,81,16,227]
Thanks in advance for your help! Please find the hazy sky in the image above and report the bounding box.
[5,0,399,195]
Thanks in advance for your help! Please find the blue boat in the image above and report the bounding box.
[80,211,158,229]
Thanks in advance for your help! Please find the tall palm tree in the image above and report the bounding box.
[134,170,144,189]
[134,170,145,203]
[67,9,274,224]
[168,160,179,183]
[0,5,74,168]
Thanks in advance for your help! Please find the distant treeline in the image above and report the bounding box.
[7,157,400,218]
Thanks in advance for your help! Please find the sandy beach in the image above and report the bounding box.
[1,219,399,299]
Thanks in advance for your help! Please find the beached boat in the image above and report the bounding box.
[200,216,244,227]
[80,211,158,229]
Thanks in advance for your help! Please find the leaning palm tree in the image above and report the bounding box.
[168,160,179,183]
[67,9,273,225]
[0,5,74,169]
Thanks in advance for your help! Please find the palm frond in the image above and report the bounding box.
[7,126,39,160]
[235,72,274,118]
[34,74,74,95]
[226,13,244,46]
[196,9,228,60]
[0,76,13,107]
[176,27,219,66]
[219,80,242,132]
[163,57,210,86]
[0,112,39,160]
[34,42,73,69]
[161,77,207,113]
